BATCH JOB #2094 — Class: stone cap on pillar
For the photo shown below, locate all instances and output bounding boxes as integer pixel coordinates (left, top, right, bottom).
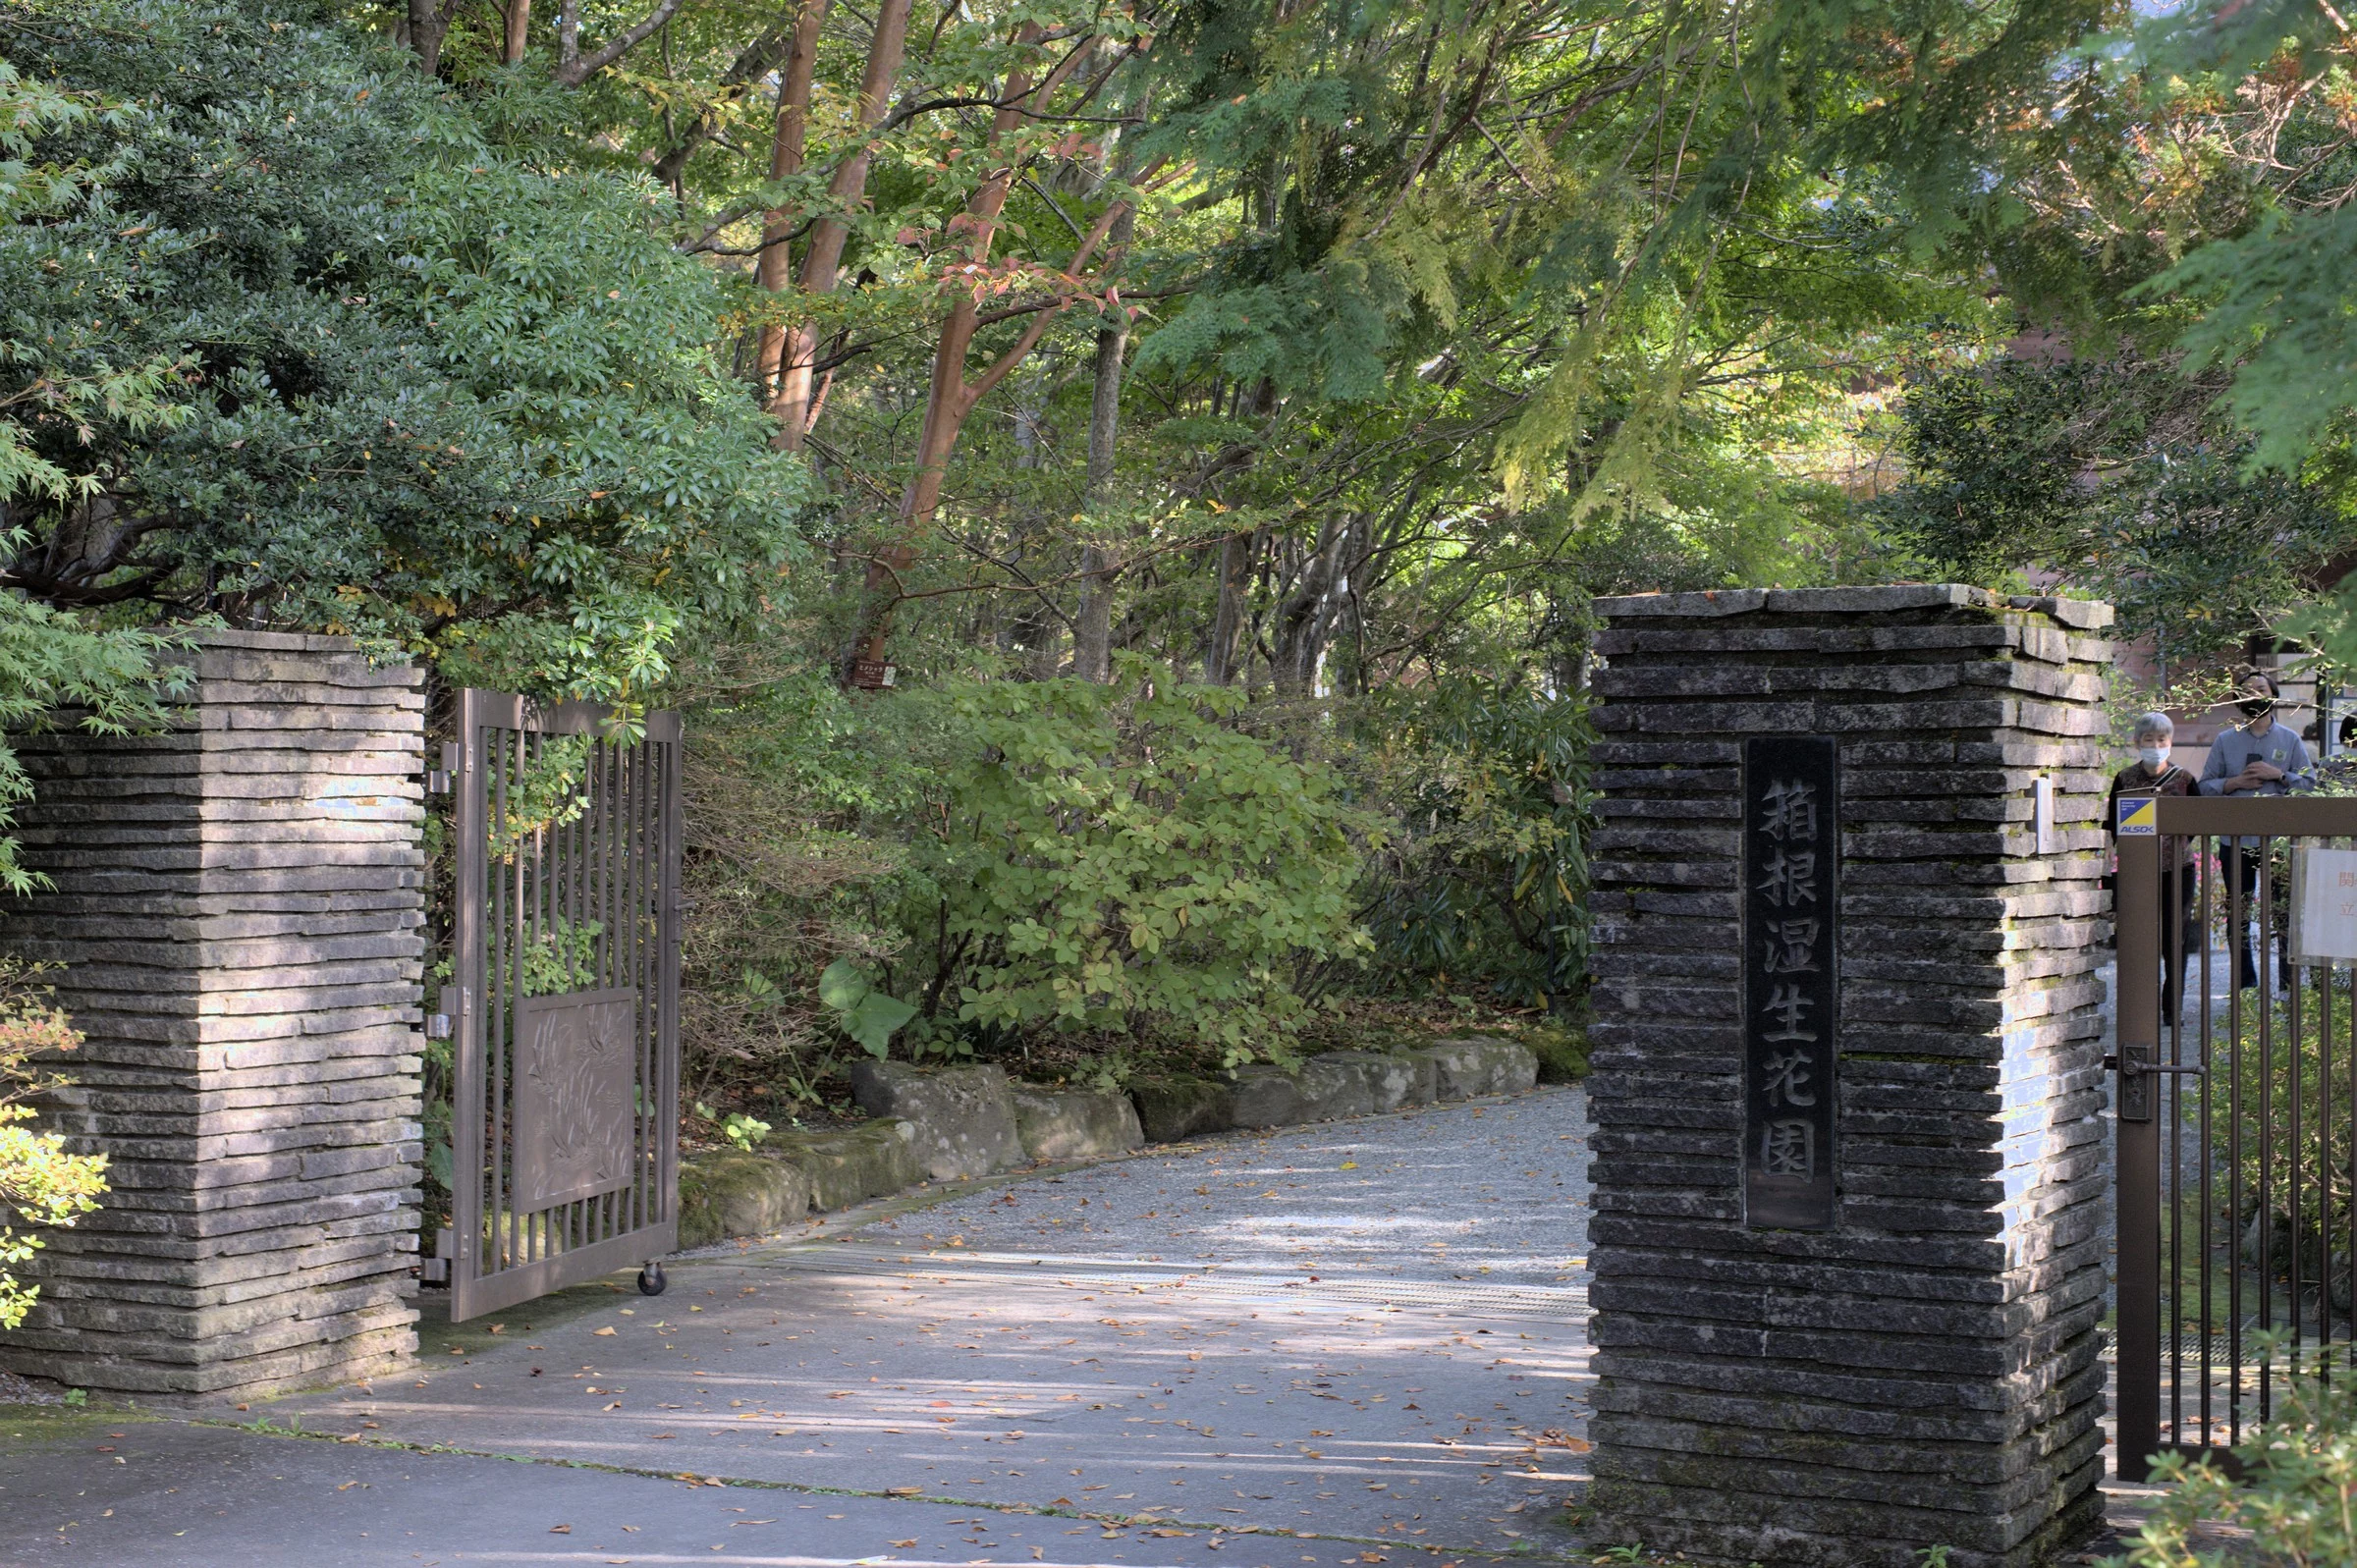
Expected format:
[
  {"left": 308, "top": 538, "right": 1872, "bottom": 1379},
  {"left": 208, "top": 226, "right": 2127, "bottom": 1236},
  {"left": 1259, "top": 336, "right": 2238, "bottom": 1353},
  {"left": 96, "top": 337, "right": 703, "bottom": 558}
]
[{"left": 1591, "top": 583, "right": 2113, "bottom": 629}]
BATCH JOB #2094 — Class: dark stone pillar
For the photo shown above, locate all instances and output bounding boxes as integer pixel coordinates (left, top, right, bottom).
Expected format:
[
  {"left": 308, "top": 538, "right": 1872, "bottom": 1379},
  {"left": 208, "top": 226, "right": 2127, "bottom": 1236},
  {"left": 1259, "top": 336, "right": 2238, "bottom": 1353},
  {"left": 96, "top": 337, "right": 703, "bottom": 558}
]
[
  {"left": 0, "top": 630, "right": 426, "bottom": 1397},
  {"left": 1584, "top": 586, "right": 2113, "bottom": 1567}
]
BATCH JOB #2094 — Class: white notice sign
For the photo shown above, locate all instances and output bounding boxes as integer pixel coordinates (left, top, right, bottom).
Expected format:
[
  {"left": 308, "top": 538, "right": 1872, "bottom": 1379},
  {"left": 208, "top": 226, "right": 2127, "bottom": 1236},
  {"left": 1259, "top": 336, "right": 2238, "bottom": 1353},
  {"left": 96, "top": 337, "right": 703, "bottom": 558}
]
[{"left": 2293, "top": 847, "right": 2357, "bottom": 966}]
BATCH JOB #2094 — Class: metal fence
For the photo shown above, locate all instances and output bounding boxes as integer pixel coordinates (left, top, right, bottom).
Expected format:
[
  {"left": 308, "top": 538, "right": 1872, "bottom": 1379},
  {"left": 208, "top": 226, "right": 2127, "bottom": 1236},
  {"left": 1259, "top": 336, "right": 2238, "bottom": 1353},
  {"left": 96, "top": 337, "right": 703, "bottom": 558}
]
[{"left": 2114, "top": 793, "right": 2357, "bottom": 1477}]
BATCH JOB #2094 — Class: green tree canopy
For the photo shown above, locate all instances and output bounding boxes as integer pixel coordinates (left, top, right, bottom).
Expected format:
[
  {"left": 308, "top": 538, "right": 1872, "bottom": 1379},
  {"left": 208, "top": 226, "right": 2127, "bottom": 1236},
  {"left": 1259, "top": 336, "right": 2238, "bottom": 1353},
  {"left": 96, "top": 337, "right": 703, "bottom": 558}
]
[{"left": 0, "top": 0, "right": 806, "bottom": 700}]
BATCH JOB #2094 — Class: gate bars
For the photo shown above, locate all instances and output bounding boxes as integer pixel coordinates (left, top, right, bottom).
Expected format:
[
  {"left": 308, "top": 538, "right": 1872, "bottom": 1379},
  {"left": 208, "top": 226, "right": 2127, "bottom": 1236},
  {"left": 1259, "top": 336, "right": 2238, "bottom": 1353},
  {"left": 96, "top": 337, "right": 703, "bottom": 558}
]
[
  {"left": 447, "top": 690, "right": 683, "bottom": 1322},
  {"left": 2115, "top": 793, "right": 2357, "bottom": 1479}
]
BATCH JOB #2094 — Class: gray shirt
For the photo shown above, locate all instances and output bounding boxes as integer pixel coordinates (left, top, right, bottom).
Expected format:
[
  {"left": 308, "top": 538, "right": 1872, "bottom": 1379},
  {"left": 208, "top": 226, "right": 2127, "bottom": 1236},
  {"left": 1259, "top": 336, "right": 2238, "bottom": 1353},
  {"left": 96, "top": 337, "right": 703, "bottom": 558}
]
[{"left": 2198, "top": 722, "right": 2316, "bottom": 796}]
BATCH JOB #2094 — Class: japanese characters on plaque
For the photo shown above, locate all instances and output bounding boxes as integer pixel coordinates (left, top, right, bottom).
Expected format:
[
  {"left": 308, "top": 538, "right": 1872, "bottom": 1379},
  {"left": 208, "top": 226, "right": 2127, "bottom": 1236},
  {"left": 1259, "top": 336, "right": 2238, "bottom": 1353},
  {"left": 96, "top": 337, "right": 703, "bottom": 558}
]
[{"left": 1742, "top": 736, "right": 1839, "bottom": 1231}]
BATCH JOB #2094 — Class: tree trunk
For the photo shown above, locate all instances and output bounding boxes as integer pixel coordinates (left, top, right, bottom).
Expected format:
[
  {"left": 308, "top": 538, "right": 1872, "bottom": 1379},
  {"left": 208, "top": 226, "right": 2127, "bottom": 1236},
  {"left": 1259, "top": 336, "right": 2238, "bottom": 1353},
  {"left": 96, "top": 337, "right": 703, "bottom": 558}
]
[
  {"left": 753, "top": 0, "right": 830, "bottom": 410},
  {"left": 1073, "top": 317, "right": 1127, "bottom": 684},
  {"left": 1073, "top": 190, "right": 1134, "bottom": 686},
  {"left": 1009, "top": 367, "right": 1065, "bottom": 678},
  {"left": 1202, "top": 380, "right": 1275, "bottom": 685},
  {"left": 1205, "top": 529, "right": 1256, "bottom": 686},
  {"left": 1273, "top": 514, "right": 1350, "bottom": 697},
  {"left": 406, "top": 0, "right": 454, "bottom": 74},
  {"left": 848, "top": 31, "right": 1082, "bottom": 681},
  {"left": 774, "top": 0, "right": 915, "bottom": 452},
  {"left": 502, "top": 0, "right": 531, "bottom": 63},
  {"left": 553, "top": 0, "right": 685, "bottom": 86},
  {"left": 843, "top": 32, "right": 1125, "bottom": 684}
]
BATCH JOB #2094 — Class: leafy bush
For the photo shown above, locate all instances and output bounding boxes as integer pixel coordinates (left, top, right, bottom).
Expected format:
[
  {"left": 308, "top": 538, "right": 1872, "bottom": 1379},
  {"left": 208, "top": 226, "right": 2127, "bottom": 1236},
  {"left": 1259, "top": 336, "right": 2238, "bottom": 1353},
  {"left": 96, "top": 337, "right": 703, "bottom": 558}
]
[
  {"left": 1346, "top": 677, "right": 1595, "bottom": 1006},
  {"left": 899, "top": 663, "right": 1375, "bottom": 1063},
  {"left": 669, "top": 668, "right": 947, "bottom": 1106},
  {"left": 0, "top": 964, "right": 107, "bottom": 1330},
  {"left": 818, "top": 958, "right": 916, "bottom": 1058},
  {"left": 2110, "top": 1352, "right": 2357, "bottom": 1566}
]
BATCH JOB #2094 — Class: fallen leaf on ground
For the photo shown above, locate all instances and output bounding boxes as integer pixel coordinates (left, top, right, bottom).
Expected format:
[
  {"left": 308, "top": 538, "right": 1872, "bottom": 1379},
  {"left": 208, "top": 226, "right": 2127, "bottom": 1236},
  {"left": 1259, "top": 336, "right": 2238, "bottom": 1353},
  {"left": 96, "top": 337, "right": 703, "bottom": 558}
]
[{"left": 593, "top": 1326, "right": 618, "bottom": 1337}]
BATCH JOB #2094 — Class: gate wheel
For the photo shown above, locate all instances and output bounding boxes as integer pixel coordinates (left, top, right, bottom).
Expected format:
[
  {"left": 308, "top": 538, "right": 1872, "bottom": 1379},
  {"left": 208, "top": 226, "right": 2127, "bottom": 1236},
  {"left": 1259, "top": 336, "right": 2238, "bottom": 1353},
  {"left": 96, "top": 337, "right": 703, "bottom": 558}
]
[{"left": 637, "top": 1263, "right": 668, "bottom": 1297}]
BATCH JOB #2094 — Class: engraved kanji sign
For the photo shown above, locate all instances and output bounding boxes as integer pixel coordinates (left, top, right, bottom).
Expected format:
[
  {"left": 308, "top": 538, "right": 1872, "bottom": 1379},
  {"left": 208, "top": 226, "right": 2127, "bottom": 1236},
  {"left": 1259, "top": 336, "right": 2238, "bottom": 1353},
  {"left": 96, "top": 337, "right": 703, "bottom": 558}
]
[{"left": 1743, "top": 736, "right": 1839, "bottom": 1229}]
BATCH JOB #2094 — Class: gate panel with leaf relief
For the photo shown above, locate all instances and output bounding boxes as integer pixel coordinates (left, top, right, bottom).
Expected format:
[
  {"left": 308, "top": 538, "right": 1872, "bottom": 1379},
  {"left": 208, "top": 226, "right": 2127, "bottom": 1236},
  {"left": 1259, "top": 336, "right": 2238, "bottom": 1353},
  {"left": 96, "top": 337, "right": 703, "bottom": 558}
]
[{"left": 445, "top": 690, "right": 682, "bottom": 1322}]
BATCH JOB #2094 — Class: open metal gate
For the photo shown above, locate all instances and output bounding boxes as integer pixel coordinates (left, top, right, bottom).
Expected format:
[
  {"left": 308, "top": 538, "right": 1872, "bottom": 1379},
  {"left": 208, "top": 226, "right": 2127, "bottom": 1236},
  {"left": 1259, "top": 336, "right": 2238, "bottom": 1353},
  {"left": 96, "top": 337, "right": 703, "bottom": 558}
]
[
  {"left": 2115, "top": 792, "right": 2357, "bottom": 1477},
  {"left": 441, "top": 690, "right": 683, "bottom": 1322}
]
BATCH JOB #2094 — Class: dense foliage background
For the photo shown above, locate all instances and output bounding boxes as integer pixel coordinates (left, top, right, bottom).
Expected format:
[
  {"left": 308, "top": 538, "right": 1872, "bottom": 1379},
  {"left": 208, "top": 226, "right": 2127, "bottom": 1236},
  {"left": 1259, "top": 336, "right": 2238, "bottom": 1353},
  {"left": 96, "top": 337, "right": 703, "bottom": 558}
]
[{"left": 10, "top": 0, "right": 2357, "bottom": 1131}]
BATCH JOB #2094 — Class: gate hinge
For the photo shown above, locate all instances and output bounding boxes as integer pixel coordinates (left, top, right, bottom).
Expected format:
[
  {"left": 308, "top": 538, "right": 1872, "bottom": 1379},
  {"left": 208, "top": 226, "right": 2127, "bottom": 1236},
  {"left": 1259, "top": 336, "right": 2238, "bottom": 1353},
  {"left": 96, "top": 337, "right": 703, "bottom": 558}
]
[{"left": 426, "top": 741, "right": 459, "bottom": 795}]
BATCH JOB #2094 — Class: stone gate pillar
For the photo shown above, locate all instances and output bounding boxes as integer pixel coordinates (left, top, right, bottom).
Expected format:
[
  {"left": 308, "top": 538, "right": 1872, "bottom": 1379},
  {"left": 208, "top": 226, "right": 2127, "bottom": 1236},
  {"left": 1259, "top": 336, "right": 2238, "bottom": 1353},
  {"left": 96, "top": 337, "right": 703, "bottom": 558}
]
[
  {"left": 1584, "top": 586, "right": 2113, "bottom": 1568},
  {"left": 0, "top": 629, "right": 425, "bottom": 1397}
]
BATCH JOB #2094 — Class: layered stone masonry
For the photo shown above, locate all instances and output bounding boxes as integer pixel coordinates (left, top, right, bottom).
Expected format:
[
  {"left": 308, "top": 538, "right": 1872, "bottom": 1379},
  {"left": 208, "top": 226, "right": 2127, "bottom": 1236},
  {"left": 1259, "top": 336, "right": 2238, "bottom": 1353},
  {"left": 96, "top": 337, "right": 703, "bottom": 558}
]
[
  {"left": 0, "top": 629, "right": 426, "bottom": 1397},
  {"left": 1584, "top": 585, "right": 2112, "bottom": 1568}
]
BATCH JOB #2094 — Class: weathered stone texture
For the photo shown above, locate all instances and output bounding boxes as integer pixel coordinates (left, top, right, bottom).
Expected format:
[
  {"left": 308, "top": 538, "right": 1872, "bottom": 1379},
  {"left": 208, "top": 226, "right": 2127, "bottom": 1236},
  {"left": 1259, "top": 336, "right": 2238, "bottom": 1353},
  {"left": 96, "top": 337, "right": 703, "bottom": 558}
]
[
  {"left": 1585, "top": 586, "right": 2111, "bottom": 1568},
  {"left": 677, "top": 1152, "right": 813, "bottom": 1249},
  {"left": 1011, "top": 1086, "right": 1145, "bottom": 1162},
  {"left": 780, "top": 1118, "right": 922, "bottom": 1212},
  {"left": 850, "top": 1061, "right": 1026, "bottom": 1180},
  {"left": 1128, "top": 1076, "right": 1233, "bottom": 1143},
  {"left": 1414, "top": 1038, "right": 1538, "bottom": 1099},
  {"left": 0, "top": 630, "right": 425, "bottom": 1397}
]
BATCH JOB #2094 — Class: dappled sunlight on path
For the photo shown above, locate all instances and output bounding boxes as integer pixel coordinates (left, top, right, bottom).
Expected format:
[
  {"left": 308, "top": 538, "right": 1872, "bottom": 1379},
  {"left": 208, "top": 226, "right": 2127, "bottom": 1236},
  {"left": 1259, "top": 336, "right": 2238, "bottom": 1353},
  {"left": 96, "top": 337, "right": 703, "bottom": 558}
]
[{"left": 281, "top": 1088, "right": 1596, "bottom": 1560}]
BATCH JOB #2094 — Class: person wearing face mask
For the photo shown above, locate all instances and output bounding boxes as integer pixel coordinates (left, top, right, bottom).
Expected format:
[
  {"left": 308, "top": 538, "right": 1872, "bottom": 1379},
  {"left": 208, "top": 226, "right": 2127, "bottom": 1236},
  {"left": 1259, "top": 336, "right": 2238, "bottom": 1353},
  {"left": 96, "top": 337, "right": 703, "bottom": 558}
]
[
  {"left": 2109, "top": 713, "right": 2197, "bottom": 1021},
  {"left": 2199, "top": 669, "right": 2316, "bottom": 988}
]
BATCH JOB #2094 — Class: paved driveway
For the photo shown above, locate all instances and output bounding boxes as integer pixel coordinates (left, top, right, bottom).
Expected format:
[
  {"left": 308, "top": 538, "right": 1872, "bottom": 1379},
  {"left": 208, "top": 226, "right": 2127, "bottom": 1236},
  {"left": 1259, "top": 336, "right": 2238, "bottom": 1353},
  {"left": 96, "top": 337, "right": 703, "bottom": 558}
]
[{"left": 2, "top": 1087, "right": 1596, "bottom": 1566}]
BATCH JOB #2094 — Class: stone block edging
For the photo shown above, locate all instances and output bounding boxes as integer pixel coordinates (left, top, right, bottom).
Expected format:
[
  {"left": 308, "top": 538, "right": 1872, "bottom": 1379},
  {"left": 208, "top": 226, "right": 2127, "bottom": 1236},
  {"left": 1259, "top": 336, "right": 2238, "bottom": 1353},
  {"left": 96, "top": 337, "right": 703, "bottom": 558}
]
[{"left": 675, "top": 1038, "right": 1539, "bottom": 1251}]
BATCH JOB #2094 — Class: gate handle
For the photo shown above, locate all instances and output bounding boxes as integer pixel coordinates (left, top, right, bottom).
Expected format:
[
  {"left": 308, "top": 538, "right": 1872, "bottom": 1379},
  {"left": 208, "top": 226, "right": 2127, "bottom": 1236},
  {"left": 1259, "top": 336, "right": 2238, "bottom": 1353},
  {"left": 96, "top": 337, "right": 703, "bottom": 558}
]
[{"left": 2104, "top": 1054, "right": 2204, "bottom": 1077}]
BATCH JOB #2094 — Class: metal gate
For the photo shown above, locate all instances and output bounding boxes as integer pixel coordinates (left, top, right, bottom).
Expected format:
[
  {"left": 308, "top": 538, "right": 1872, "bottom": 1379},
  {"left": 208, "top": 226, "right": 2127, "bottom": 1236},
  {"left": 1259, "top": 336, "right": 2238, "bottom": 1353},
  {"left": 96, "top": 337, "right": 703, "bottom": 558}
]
[
  {"left": 441, "top": 689, "right": 683, "bottom": 1322},
  {"left": 2115, "top": 792, "right": 2357, "bottom": 1477}
]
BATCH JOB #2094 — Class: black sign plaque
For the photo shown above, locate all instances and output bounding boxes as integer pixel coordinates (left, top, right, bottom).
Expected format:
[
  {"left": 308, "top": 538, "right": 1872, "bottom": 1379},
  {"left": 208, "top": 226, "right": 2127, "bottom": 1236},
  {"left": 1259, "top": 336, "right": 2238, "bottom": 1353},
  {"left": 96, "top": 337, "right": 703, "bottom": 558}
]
[{"left": 1741, "top": 735, "right": 1838, "bottom": 1230}]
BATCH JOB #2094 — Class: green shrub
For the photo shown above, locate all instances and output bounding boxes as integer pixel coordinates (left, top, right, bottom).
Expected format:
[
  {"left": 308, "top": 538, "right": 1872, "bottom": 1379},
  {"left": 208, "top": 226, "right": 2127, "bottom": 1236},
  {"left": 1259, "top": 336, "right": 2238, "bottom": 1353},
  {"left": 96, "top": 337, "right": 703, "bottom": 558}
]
[
  {"left": 0, "top": 965, "right": 108, "bottom": 1330},
  {"left": 2110, "top": 1349, "right": 2357, "bottom": 1566},
  {"left": 903, "top": 662, "right": 1375, "bottom": 1063},
  {"left": 1345, "top": 677, "right": 1594, "bottom": 1006},
  {"left": 1, "top": 0, "right": 803, "bottom": 705}
]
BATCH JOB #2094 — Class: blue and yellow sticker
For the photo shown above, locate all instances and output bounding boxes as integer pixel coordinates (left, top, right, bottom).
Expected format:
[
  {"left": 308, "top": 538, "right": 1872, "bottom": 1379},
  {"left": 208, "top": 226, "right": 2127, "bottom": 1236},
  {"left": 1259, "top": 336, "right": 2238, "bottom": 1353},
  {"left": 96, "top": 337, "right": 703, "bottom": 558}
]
[{"left": 2116, "top": 796, "right": 2158, "bottom": 837}]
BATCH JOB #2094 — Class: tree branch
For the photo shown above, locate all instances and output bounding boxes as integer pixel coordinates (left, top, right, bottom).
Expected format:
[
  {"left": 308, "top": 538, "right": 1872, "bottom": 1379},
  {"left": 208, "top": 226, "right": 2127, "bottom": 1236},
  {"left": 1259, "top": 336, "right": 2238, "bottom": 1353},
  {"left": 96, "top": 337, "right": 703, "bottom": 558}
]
[
  {"left": 554, "top": 0, "right": 685, "bottom": 85},
  {"left": 956, "top": 199, "right": 1128, "bottom": 413},
  {"left": 649, "top": 19, "right": 801, "bottom": 186}
]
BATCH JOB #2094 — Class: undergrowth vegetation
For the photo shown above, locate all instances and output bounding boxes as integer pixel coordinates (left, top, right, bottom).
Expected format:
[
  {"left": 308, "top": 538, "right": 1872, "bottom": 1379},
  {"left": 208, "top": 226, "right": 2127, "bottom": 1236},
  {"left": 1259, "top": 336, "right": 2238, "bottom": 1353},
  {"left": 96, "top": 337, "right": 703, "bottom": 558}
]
[
  {"left": 0, "top": 964, "right": 106, "bottom": 1330},
  {"left": 672, "top": 659, "right": 1586, "bottom": 1125}
]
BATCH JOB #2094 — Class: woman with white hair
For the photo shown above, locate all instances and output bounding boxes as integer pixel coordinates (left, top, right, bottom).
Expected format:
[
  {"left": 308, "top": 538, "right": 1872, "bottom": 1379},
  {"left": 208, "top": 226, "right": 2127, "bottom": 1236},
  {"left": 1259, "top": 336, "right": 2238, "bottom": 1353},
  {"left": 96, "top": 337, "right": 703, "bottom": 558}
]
[{"left": 2109, "top": 711, "right": 2197, "bottom": 1022}]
